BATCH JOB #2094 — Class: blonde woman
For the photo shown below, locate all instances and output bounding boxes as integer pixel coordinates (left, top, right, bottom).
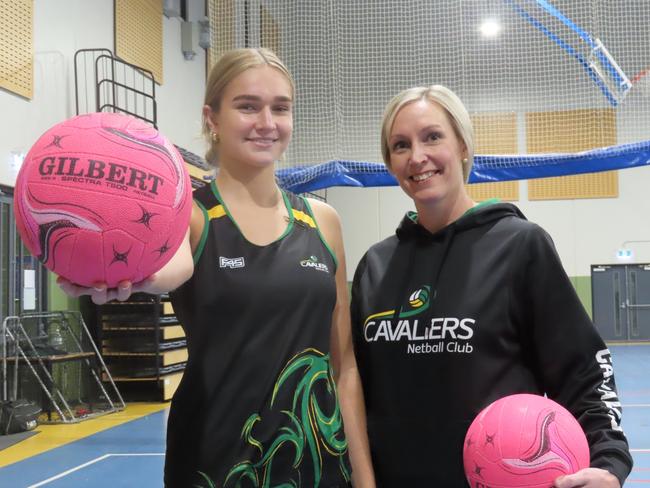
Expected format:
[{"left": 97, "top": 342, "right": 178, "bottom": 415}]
[
  {"left": 60, "top": 48, "right": 374, "bottom": 488},
  {"left": 350, "top": 85, "right": 631, "bottom": 487}
]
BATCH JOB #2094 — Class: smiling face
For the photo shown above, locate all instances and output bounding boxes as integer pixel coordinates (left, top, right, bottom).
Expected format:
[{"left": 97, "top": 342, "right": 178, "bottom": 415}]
[
  {"left": 387, "top": 98, "right": 468, "bottom": 207},
  {"left": 206, "top": 65, "right": 293, "bottom": 169}
]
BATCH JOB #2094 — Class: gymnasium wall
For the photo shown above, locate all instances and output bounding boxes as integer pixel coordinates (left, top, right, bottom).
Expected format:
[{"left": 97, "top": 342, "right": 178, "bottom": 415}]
[
  {"left": 2, "top": 1, "right": 648, "bottom": 317},
  {"left": 0, "top": 0, "right": 207, "bottom": 188},
  {"left": 0, "top": 0, "right": 208, "bottom": 310}
]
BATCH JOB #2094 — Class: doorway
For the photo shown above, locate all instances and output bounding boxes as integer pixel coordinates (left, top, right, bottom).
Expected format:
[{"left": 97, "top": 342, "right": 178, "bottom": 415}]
[{"left": 592, "top": 263, "right": 650, "bottom": 342}]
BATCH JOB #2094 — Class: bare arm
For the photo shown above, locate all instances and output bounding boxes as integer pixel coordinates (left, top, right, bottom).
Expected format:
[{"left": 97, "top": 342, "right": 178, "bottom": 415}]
[
  {"left": 309, "top": 198, "right": 376, "bottom": 488},
  {"left": 58, "top": 201, "right": 203, "bottom": 304}
]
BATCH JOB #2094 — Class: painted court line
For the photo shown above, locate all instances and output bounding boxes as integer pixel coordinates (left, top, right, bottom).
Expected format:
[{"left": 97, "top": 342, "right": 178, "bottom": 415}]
[{"left": 27, "top": 453, "right": 165, "bottom": 487}]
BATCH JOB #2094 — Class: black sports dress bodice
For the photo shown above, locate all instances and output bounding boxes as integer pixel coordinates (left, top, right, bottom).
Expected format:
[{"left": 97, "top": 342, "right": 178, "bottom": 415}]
[{"left": 166, "top": 181, "right": 351, "bottom": 487}]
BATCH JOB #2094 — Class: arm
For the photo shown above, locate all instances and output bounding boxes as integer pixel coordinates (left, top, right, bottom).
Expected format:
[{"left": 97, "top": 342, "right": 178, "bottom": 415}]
[
  {"left": 513, "top": 225, "right": 632, "bottom": 487},
  {"left": 58, "top": 201, "right": 203, "bottom": 304},
  {"left": 309, "top": 199, "right": 376, "bottom": 488}
]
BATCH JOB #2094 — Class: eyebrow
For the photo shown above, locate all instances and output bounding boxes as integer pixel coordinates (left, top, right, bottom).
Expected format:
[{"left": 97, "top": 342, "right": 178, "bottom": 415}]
[
  {"left": 231, "top": 94, "right": 293, "bottom": 103},
  {"left": 390, "top": 124, "right": 444, "bottom": 140}
]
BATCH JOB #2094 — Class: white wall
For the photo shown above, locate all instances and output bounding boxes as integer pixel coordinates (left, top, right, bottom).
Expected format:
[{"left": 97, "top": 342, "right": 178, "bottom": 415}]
[
  {"left": 158, "top": 1, "right": 207, "bottom": 157},
  {"left": 0, "top": 0, "right": 207, "bottom": 187}
]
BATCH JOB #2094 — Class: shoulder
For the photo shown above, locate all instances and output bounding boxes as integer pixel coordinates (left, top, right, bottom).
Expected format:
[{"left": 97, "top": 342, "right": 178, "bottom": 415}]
[
  {"left": 305, "top": 198, "right": 343, "bottom": 245},
  {"left": 189, "top": 200, "right": 205, "bottom": 252},
  {"left": 486, "top": 209, "right": 550, "bottom": 246},
  {"left": 490, "top": 216, "right": 559, "bottom": 267},
  {"left": 306, "top": 197, "right": 341, "bottom": 227},
  {"left": 188, "top": 184, "right": 214, "bottom": 252}
]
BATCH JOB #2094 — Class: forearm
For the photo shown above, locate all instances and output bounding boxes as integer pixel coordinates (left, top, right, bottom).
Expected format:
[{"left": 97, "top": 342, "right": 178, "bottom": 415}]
[{"left": 336, "top": 366, "right": 375, "bottom": 488}]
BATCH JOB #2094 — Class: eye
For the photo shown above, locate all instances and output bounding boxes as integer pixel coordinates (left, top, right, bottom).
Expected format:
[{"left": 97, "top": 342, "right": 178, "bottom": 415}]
[
  {"left": 273, "top": 104, "right": 292, "bottom": 113},
  {"left": 426, "top": 131, "right": 442, "bottom": 142},
  {"left": 237, "top": 103, "right": 257, "bottom": 112},
  {"left": 391, "top": 140, "right": 408, "bottom": 152}
]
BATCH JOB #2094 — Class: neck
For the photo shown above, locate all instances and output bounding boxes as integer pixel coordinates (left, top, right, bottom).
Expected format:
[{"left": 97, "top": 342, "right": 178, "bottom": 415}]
[
  {"left": 415, "top": 192, "right": 475, "bottom": 234},
  {"left": 216, "top": 163, "right": 281, "bottom": 208}
]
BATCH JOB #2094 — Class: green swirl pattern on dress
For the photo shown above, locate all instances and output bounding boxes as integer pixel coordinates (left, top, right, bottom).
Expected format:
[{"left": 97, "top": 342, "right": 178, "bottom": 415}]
[{"left": 195, "top": 348, "right": 349, "bottom": 488}]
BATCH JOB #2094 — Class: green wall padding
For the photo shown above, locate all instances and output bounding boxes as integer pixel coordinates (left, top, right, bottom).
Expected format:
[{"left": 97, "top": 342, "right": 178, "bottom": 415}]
[
  {"left": 47, "top": 272, "right": 79, "bottom": 311},
  {"left": 570, "top": 275, "right": 592, "bottom": 320}
]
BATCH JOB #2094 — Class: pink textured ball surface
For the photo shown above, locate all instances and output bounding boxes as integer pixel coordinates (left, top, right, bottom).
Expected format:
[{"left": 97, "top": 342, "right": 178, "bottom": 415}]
[
  {"left": 14, "top": 112, "right": 192, "bottom": 288},
  {"left": 463, "top": 393, "right": 589, "bottom": 488}
]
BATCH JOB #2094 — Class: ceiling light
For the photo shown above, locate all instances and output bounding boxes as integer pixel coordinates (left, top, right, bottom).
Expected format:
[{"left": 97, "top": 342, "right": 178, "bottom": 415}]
[{"left": 480, "top": 19, "right": 501, "bottom": 38}]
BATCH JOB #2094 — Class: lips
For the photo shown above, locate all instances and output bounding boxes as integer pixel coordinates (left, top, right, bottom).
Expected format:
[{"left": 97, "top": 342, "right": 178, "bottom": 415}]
[
  {"left": 410, "top": 169, "right": 442, "bottom": 182},
  {"left": 247, "top": 138, "right": 277, "bottom": 148}
]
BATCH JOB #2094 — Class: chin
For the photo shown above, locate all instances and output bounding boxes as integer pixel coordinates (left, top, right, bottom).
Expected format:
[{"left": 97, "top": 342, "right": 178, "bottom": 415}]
[
  {"left": 249, "top": 157, "right": 277, "bottom": 168},
  {"left": 411, "top": 189, "right": 446, "bottom": 206},
  {"left": 241, "top": 150, "right": 273, "bottom": 163}
]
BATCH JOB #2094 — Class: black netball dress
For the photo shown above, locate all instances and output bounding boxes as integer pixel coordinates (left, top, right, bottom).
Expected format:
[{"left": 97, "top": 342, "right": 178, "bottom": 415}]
[{"left": 166, "top": 181, "right": 351, "bottom": 487}]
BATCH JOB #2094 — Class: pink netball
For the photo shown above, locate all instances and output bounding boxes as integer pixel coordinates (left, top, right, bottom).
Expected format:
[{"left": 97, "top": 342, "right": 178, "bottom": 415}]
[
  {"left": 463, "top": 393, "right": 589, "bottom": 488},
  {"left": 14, "top": 112, "right": 192, "bottom": 288}
]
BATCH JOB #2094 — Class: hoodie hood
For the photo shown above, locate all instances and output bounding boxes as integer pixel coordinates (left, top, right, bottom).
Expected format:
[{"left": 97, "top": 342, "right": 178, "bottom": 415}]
[
  {"left": 396, "top": 202, "right": 527, "bottom": 242},
  {"left": 391, "top": 202, "right": 527, "bottom": 314}
]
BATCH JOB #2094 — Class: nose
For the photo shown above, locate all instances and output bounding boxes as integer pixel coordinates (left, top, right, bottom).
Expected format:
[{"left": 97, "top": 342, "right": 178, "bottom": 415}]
[
  {"left": 409, "top": 141, "right": 427, "bottom": 165},
  {"left": 256, "top": 106, "right": 275, "bottom": 131}
]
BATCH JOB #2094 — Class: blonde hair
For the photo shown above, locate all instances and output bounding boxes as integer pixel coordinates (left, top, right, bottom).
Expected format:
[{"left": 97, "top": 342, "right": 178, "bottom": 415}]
[
  {"left": 203, "top": 48, "right": 295, "bottom": 165},
  {"left": 380, "top": 85, "right": 475, "bottom": 182}
]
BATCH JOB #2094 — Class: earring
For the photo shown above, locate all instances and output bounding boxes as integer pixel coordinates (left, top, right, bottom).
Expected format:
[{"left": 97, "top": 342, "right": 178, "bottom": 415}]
[
  {"left": 211, "top": 132, "right": 220, "bottom": 143},
  {"left": 462, "top": 158, "right": 468, "bottom": 164}
]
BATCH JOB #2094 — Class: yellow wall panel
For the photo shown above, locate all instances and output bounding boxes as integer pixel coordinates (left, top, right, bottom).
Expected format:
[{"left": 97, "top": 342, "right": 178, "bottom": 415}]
[
  {"left": 207, "top": 1, "right": 281, "bottom": 70},
  {"left": 527, "top": 109, "right": 617, "bottom": 200},
  {"left": 0, "top": 0, "right": 33, "bottom": 99},
  {"left": 528, "top": 172, "right": 618, "bottom": 200},
  {"left": 208, "top": 0, "right": 235, "bottom": 69},
  {"left": 467, "top": 112, "right": 519, "bottom": 201},
  {"left": 261, "top": 5, "right": 280, "bottom": 55},
  {"left": 115, "top": 0, "right": 163, "bottom": 84}
]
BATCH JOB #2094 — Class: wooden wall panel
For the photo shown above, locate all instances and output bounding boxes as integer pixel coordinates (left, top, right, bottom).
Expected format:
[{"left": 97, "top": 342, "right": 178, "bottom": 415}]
[
  {"left": 0, "top": 0, "right": 33, "bottom": 99},
  {"left": 527, "top": 109, "right": 617, "bottom": 200},
  {"left": 115, "top": 0, "right": 163, "bottom": 84},
  {"left": 467, "top": 112, "right": 519, "bottom": 201},
  {"left": 207, "top": 0, "right": 235, "bottom": 69}
]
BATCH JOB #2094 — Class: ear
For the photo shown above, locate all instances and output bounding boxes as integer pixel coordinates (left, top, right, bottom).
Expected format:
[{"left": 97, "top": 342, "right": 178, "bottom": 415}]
[
  {"left": 203, "top": 105, "right": 217, "bottom": 133},
  {"left": 459, "top": 143, "right": 469, "bottom": 163}
]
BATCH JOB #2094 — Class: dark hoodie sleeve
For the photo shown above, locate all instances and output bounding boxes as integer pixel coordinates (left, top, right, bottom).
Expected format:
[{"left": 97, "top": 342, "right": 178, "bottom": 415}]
[{"left": 513, "top": 224, "right": 633, "bottom": 485}]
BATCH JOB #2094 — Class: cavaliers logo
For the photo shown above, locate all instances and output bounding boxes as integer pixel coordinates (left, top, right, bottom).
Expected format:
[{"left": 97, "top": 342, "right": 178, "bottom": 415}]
[{"left": 409, "top": 287, "right": 430, "bottom": 309}]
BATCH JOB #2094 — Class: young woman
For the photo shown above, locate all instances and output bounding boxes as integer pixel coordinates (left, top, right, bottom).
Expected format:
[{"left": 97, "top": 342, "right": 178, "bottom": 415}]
[
  {"left": 350, "top": 85, "right": 632, "bottom": 487},
  {"left": 60, "top": 48, "right": 374, "bottom": 488}
]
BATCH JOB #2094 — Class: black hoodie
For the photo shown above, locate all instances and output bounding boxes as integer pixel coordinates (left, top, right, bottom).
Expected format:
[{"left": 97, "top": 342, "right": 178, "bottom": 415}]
[{"left": 351, "top": 202, "right": 632, "bottom": 487}]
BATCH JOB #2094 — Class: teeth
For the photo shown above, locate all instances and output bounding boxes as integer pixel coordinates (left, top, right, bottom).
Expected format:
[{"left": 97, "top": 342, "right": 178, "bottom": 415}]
[{"left": 412, "top": 170, "right": 438, "bottom": 182}]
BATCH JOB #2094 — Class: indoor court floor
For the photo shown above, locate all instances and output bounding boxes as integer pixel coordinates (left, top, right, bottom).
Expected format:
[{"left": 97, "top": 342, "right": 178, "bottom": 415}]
[{"left": 0, "top": 345, "right": 648, "bottom": 487}]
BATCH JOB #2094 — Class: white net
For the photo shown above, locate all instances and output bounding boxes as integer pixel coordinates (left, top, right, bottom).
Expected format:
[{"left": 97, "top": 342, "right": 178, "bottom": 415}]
[
  {"left": 208, "top": 0, "right": 650, "bottom": 182},
  {"left": 632, "top": 69, "right": 650, "bottom": 98}
]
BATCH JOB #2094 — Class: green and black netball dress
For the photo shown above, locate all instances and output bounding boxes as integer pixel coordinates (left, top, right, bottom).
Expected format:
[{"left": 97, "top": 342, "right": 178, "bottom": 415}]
[{"left": 166, "top": 181, "right": 350, "bottom": 488}]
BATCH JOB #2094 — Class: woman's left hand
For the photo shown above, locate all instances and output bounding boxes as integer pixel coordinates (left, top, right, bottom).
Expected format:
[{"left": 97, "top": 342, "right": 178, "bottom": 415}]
[{"left": 554, "top": 468, "right": 620, "bottom": 488}]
